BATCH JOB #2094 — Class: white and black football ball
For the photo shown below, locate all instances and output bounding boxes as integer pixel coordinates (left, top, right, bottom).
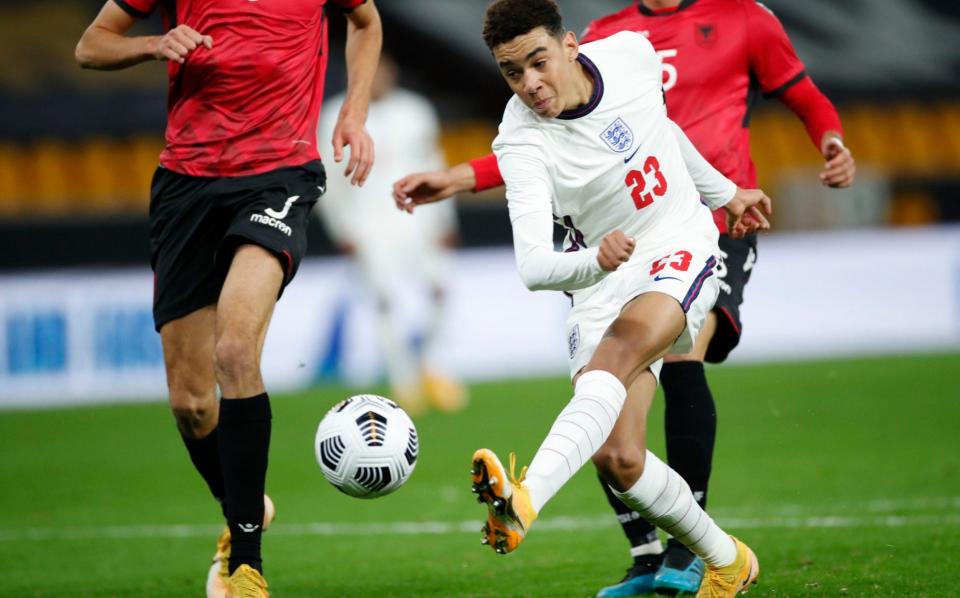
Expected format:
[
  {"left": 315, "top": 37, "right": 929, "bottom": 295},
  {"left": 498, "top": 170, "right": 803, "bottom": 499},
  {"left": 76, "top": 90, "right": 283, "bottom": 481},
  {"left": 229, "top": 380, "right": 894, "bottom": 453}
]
[{"left": 314, "top": 394, "right": 419, "bottom": 498}]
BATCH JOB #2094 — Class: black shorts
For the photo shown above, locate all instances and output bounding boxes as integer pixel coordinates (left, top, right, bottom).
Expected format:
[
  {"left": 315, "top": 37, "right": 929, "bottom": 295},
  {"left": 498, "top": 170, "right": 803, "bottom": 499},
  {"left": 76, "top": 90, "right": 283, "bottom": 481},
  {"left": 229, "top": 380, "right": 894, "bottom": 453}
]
[
  {"left": 705, "top": 233, "right": 757, "bottom": 363},
  {"left": 149, "top": 160, "right": 326, "bottom": 331}
]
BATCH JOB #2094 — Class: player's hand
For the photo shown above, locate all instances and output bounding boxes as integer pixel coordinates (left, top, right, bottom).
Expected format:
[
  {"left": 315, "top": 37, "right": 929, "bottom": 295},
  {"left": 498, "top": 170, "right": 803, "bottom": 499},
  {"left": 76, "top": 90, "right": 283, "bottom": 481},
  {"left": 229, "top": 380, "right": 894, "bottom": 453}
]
[
  {"left": 597, "top": 230, "right": 635, "bottom": 272},
  {"left": 724, "top": 187, "right": 772, "bottom": 238},
  {"left": 393, "top": 162, "right": 476, "bottom": 213},
  {"left": 149, "top": 25, "right": 212, "bottom": 64},
  {"left": 820, "top": 137, "right": 855, "bottom": 188},
  {"left": 332, "top": 115, "right": 375, "bottom": 187}
]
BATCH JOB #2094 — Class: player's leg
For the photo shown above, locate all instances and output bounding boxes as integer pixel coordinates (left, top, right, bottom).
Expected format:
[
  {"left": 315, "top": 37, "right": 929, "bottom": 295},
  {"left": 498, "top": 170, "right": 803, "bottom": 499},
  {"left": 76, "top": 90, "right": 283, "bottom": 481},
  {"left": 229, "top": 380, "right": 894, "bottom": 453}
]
[
  {"left": 213, "top": 162, "right": 324, "bottom": 595},
  {"left": 647, "top": 317, "right": 716, "bottom": 596},
  {"left": 594, "top": 374, "right": 663, "bottom": 597},
  {"left": 160, "top": 307, "right": 224, "bottom": 508},
  {"left": 214, "top": 243, "right": 283, "bottom": 581},
  {"left": 600, "top": 295, "right": 756, "bottom": 597},
  {"left": 420, "top": 238, "right": 467, "bottom": 413},
  {"left": 471, "top": 292, "right": 684, "bottom": 554},
  {"left": 358, "top": 248, "right": 426, "bottom": 415},
  {"left": 150, "top": 164, "right": 239, "bottom": 517}
]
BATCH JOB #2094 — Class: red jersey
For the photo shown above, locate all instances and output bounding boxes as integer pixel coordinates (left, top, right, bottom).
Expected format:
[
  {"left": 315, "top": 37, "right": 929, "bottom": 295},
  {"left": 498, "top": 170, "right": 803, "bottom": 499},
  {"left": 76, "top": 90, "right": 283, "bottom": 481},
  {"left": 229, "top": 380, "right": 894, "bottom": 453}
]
[
  {"left": 582, "top": 0, "right": 805, "bottom": 230},
  {"left": 115, "top": 0, "right": 365, "bottom": 177}
]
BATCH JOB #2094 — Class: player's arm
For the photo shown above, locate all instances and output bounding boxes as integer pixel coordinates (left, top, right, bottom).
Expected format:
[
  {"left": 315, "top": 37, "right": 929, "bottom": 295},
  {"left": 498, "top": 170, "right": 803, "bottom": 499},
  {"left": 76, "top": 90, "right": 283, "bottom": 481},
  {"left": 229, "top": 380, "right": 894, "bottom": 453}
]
[
  {"left": 668, "top": 120, "right": 771, "bottom": 236},
  {"left": 746, "top": 2, "right": 854, "bottom": 188},
  {"left": 331, "top": 0, "right": 382, "bottom": 187},
  {"left": 777, "top": 79, "right": 855, "bottom": 188},
  {"left": 501, "top": 151, "right": 616, "bottom": 292},
  {"left": 75, "top": 0, "right": 211, "bottom": 70},
  {"left": 393, "top": 153, "right": 505, "bottom": 213}
]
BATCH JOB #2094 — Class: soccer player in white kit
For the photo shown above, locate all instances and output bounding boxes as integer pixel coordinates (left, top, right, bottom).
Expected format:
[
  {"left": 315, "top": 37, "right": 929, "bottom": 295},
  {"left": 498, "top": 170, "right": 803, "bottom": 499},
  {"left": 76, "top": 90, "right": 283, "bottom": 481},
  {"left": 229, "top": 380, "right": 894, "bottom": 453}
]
[
  {"left": 469, "top": 2, "right": 769, "bottom": 596},
  {"left": 317, "top": 54, "right": 466, "bottom": 415}
]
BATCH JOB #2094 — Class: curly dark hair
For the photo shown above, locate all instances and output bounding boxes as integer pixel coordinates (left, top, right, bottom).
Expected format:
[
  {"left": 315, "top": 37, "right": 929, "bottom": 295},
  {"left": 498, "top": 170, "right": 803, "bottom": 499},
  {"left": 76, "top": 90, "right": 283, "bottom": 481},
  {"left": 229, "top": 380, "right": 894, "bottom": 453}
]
[{"left": 482, "top": 0, "right": 564, "bottom": 50}]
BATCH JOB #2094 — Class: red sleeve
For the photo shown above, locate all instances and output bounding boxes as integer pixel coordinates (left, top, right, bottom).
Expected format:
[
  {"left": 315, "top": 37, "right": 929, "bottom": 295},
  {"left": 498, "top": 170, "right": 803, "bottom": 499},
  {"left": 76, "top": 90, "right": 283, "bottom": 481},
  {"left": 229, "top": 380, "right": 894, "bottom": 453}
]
[
  {"left": 776, "top": 76, "right": 843, "bottom": 151},
  {"left": 468, "top": 153, "right": 504, "bottom": 193},
  {"left": 745, "top": 2, "right": 806, "bottom": 95},
  {"left": 113, "top": 0, "right": 157, "bottom": 18}
]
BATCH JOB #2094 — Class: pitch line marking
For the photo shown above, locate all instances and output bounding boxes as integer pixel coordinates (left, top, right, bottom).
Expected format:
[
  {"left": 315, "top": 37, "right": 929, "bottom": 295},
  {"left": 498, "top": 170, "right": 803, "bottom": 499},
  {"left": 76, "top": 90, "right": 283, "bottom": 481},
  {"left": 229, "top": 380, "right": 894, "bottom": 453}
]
[{"left": 1, "top": 512, "right": 958, "bottom": 542}]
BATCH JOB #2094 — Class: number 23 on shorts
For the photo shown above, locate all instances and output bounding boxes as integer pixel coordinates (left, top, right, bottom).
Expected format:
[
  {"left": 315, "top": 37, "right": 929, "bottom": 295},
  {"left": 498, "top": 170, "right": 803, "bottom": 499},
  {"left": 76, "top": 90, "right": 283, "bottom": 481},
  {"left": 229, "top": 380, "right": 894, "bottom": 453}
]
[{"left": 650, "top": 250, "right": 692, "bottom": 275}]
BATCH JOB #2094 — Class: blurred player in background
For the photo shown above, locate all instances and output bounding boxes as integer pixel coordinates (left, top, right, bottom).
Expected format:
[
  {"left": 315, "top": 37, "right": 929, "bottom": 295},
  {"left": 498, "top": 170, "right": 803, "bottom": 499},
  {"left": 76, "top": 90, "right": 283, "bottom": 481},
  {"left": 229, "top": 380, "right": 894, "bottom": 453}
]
[
  {"left": 464, "top": 3, "right": 771, "bottom": 597},
  {"left": 317, "top": 52, "right": 466, "bottom": 416},
  {"left": 395, "top": 0, "right": 855, "bottom": 594},
  {"left": 75, "top": 1, "right": 381, "bottom": 596}
]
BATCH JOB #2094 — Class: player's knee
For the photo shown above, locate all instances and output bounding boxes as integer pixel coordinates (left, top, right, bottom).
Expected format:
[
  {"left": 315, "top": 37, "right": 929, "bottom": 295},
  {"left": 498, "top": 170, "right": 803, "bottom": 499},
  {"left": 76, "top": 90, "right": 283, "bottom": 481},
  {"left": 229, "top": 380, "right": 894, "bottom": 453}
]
[
  {"left": 592, "top": 443, "right": 645, "bottom": 491},
  {"left": 213, "top": 333, "right": 258, "bottom": 383},
  {"left": 170, "top": 396, "right": 216, "bottom": 438}
]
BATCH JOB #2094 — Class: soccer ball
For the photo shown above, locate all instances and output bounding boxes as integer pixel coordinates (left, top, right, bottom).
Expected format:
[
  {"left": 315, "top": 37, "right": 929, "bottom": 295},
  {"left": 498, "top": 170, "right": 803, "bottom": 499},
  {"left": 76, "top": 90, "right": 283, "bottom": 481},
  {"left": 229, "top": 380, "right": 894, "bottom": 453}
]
[{"left": 314, "top": 394, "right": 419, "bottom": 498}]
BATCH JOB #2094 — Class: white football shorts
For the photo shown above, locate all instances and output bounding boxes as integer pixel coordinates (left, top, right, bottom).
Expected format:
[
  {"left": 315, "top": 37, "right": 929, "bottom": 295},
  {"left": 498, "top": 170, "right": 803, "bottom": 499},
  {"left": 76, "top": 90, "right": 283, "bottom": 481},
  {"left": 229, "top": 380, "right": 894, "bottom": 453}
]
[{"left": 564, "top": 241, "right": 720, "bottom": 381}]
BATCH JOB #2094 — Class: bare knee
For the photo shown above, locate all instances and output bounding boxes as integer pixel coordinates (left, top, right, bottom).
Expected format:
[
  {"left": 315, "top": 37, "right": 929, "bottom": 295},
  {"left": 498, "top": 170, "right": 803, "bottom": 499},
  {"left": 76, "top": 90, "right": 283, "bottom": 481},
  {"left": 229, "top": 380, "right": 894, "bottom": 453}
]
[
  {"left": 168, "top": 373, "right": 217, "bottom": 438},
  {"left": 171, "top": 398, "right": 217, "bottom": 439},
  {"left": 592, "top": 443, "right": 646, "bottom": 492},
  {"left": 214, "top": 332, "right": 260, "bottom": 391}
]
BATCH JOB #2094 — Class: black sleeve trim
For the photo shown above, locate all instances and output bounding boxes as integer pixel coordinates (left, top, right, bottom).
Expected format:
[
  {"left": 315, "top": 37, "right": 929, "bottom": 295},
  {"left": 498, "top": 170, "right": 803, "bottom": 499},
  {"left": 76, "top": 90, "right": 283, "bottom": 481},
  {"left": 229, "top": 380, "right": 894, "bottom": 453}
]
[
  {"left": 113, "top": 0, "right": 152, "bottom": 19},
  {"left": 763, "top": 70, "right": 806, "bottom": 99},
  {"left": 334, "top": 0, "right": 368, "bottom": 14}
]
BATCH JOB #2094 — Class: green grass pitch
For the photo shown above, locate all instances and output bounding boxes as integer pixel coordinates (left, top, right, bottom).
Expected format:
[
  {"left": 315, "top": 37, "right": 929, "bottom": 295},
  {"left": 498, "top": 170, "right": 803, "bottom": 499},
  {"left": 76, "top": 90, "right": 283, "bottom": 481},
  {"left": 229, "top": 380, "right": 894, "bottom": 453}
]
[{"left": 1, "top": 353, "right": 958, "bottom": 596}]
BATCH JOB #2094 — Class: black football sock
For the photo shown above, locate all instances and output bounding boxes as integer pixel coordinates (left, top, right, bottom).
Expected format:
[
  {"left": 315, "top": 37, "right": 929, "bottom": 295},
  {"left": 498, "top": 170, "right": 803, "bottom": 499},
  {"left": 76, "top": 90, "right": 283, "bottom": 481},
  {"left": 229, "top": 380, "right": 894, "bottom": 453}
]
[
  {"left": 180, "top": 426, "right": 227, "bottom": 518},
  {"left": 662, "top": 361, "right": 716, "bottom": 510},
  {"left": 598, "top": 472, "right": 661, "bottom": 564},
  {"left": 218, "top": 393, "right": 271, "bottom": 574}
]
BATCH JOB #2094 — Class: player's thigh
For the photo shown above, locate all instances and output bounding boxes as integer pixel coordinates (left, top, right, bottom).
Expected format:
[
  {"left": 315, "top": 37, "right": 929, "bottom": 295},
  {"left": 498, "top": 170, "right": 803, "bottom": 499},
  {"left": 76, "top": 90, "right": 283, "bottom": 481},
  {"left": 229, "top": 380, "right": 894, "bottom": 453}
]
[
  {"left": 160, "top": 305, "right": 218, "bottom": 433},
  {"left": 704, "top": 233, "right": 756, "bottom": 363},
  {"left": 150, "top": 167, "right": 226, "bottom": 332},
  {"left": 216, "top": 244, "right": 285, "bottom": 358},
  {"left": 215, "top": 161, "right": 326, "bottom": 355},
  {"left": 586, "top": 291, "right": 686, "bottom": 386}
]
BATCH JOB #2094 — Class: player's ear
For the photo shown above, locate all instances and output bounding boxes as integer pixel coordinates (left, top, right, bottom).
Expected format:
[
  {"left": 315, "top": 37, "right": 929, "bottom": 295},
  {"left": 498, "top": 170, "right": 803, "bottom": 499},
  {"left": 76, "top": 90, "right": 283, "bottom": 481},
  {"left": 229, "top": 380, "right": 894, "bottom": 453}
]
[{"left": 563, "top": 30, "right": 579, "bottom": 62}]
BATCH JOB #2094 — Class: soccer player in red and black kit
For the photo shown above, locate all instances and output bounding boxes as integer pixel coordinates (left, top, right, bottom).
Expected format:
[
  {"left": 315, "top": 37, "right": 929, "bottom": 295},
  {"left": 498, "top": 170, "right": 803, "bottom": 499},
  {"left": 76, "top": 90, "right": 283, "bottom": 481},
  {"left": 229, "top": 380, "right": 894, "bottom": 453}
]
[
  {"left": 394, "top": 1, "right": 855, "bottom": 595},
  {"left": 76, "top": 1, "right": 381, "bottom": 595}
]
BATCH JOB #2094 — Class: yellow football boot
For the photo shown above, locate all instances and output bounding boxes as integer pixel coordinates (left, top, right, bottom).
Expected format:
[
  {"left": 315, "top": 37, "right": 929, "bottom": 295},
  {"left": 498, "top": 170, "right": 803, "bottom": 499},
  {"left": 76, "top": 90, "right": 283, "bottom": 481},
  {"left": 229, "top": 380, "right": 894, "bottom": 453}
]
[
  {"left": 695, "top": 536, "right": 759, "bottom": 598},
  {"left": 225, "top": 564, "right": 269, "bottom": 598},
  {"left": 470, "top": 449, "right": 537, "bottom": 554},
  {"left": 422, "top": 370, "right": 468, "bottom": 413},
  {"left": 206, "top": 495, "right": 275, "bottom": 598}
]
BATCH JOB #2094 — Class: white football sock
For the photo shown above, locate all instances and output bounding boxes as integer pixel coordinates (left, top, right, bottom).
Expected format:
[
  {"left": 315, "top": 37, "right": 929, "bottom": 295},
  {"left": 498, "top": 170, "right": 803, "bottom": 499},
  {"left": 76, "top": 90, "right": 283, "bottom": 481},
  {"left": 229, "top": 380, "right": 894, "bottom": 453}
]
[
  {"left": 523, "top": 370, "right": 627, "bottom": 513},
  {"left": 630, "top": 539, "right": 664, "bottom": 557},
  {"left": 374, "top": 304, "right": 419, "bottom": 391},
  {"left": 612, "top": 450, "right": 736, "bottom": 567}
]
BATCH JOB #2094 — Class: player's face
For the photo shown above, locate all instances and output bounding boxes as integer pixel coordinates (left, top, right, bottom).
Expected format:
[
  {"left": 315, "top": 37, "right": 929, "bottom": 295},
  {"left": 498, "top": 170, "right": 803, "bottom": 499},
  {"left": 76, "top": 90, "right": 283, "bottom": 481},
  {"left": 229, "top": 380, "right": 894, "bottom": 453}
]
[{"left": 493, "top": 28, "right": 579, "bottom": 118}]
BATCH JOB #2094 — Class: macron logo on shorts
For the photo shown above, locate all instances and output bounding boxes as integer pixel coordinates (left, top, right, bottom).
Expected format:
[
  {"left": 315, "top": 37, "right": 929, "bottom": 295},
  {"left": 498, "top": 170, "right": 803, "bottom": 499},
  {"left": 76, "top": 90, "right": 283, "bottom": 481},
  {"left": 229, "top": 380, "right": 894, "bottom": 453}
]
[
  {"left": 250, "top": 195, "right": 298, "bottom": 236},
  {"left": 265, "top": 195, "right": 299, "bottom": 219}
]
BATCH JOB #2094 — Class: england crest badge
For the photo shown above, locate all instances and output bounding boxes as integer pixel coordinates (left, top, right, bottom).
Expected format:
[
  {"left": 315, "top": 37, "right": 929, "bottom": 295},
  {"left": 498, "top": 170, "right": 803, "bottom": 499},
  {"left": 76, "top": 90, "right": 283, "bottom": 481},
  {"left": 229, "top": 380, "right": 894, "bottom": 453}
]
[
  {"left": 600, "top": 117, "right": 634, "bottom": 153},
  {"left": 568, "top": 324, "right": 580, "bottom": 360}
]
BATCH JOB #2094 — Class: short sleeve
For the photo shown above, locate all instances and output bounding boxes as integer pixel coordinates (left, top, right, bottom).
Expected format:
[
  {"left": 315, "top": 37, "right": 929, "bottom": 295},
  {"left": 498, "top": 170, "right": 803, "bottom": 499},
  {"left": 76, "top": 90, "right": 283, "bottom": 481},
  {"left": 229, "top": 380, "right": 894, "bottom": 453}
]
[
  {"left": 113, "top": 0, "right": 157, "bottom": 19},
  {"left": 329, "top": 0, "right": 367, "bottom": 12},
  {"left": 745, "top": 1, "right": 807, "bottom": 96}
]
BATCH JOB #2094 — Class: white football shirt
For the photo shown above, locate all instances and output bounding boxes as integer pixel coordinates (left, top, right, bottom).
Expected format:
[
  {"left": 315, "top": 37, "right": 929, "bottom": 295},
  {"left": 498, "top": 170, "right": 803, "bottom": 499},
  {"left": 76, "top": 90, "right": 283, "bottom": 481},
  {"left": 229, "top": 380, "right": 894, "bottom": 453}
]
[{"left": 493, "top": 31, "right": 733, "bottom": 292}]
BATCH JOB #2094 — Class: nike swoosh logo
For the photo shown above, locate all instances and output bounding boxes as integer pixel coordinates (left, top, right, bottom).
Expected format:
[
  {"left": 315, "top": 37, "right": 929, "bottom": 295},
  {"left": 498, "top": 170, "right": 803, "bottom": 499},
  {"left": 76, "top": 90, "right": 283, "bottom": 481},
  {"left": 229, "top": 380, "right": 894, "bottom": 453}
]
[
  {"left": 654, "top": 274, "right": 681, "bottom": 282},
  {"left": 623, "top": 146, "right": 641, "bottom": 164}
]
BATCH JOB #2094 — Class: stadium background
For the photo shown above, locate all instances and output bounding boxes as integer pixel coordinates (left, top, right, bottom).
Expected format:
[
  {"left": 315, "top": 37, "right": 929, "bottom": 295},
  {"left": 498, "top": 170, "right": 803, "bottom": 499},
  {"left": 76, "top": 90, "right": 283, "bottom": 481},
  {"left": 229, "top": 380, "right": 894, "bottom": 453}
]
[{"left": 0, "top": 1, "right": 958, "bottom": 596}]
